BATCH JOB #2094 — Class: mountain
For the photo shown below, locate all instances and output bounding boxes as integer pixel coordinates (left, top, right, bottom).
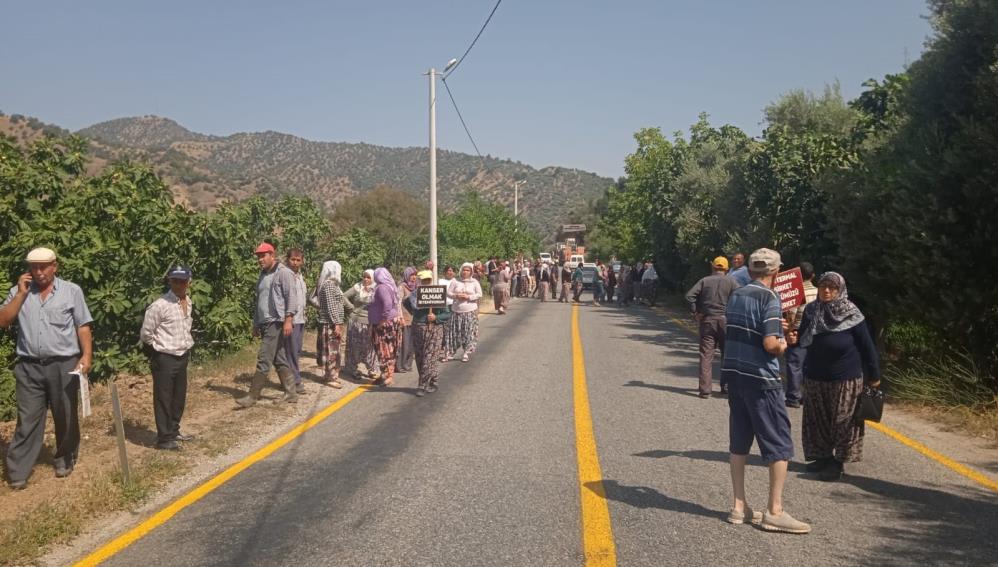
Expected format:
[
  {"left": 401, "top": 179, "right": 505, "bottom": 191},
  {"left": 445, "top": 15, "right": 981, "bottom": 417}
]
[{"left": 72, "top": 116, "right": 612, "bottom": 236}]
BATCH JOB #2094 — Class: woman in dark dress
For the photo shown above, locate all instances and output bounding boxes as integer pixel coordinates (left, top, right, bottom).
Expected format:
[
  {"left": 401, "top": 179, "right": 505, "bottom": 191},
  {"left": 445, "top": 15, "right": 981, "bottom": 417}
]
[{"left": 790, "top": 272, "right": 880, "bottom": 481}]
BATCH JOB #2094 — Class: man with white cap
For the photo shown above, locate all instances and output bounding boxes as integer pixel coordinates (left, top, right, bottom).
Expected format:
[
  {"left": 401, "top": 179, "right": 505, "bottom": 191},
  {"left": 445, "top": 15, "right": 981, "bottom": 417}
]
[
  {"left": 0, "top": 247, "right": 93, "bottom": 489},
  {"left": 140, "top": 265, "right": 195, "bottom": 451},
  {"left": 236, "top": 242, "right": 302, "bottom": 407}
]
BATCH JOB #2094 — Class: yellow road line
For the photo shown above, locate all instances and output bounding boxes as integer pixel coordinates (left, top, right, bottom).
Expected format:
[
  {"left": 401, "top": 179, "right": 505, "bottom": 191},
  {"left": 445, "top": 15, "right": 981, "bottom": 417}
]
[
  {"left": 571, "top": 305, "right": 617, "bottom": 567},
  {"left": 75, "top": 385, "right": 373, "bottom": 566},
  {"left": 865, "top": 421, "right": 998, "bottom": 493},
  {"left": 659, "top": 307, "right": 998, "bottom": 495}
]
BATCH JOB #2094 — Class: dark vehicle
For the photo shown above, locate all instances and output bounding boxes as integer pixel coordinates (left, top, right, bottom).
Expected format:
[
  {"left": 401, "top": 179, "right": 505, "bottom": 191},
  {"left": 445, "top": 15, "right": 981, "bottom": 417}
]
[{"left": 580, "top": 263, "right": 598, "bottom": 290}]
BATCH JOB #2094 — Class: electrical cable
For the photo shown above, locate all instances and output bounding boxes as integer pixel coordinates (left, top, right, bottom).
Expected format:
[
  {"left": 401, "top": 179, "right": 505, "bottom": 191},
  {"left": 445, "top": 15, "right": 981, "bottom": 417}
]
[
  {"left": 443, "top": 0, "right": 502, "bottom": 80},
  {"left": 441, "top": 77, "right": 484, "bottom": 163}
]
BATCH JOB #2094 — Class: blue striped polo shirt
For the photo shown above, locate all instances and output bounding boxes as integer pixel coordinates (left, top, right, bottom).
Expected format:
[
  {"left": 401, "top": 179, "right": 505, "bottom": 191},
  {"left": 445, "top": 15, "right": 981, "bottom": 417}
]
[{"left": 721, "top": 280, "right": 784, "bottom": 390}]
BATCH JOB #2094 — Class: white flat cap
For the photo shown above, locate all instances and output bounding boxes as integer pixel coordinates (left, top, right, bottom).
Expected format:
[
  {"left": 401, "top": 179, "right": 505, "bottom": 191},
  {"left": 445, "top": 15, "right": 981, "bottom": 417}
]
[{"left": 25, "top": 247, "right": 57, "bottom": 263}]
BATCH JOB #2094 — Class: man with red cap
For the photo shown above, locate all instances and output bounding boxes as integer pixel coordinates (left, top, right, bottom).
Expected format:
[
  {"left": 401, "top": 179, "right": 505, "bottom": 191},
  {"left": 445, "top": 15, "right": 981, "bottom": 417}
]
[
  {"left": 236, "top": 242, "right": 302, "bottom": 407},
  {"left": 0, "top": 247, "right": 93, "bottom": 489}
]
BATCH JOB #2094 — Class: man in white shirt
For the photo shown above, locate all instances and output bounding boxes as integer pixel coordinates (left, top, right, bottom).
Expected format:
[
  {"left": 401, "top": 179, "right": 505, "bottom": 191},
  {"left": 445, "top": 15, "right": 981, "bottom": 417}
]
[{"left": 140, "top": 265, "right": 195, "bottom": 451}]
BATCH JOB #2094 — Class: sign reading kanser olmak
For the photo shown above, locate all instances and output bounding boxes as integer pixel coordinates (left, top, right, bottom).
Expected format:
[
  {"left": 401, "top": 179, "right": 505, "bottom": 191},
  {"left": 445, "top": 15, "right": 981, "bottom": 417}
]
[{"left": 416, "top": 285, "right": 448, "bottom": 309}]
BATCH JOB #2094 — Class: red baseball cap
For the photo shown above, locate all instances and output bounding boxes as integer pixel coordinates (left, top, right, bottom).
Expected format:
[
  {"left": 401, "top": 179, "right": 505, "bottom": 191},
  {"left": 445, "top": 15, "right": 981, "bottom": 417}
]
[{"left": 254, "top": 242, "right": 275, "bottom": 255}]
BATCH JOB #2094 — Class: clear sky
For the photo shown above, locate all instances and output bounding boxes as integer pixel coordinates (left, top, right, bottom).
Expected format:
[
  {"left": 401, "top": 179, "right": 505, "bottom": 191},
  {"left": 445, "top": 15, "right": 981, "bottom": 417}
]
[{"left": 1, "top": 1, "right": 932, "bottom": 179}]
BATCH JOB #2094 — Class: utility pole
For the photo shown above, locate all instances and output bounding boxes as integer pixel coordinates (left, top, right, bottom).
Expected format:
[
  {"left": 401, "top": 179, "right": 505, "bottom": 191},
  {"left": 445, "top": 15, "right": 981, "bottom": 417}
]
[
  {"left": 426, "top": 59, "right": 457, "bottom": 284},
  {"left": 513, "top": 180, "right": 526, "bottom": 225},
  {"left": 428, "top": 67, "right": 438, "bottom": 283}
]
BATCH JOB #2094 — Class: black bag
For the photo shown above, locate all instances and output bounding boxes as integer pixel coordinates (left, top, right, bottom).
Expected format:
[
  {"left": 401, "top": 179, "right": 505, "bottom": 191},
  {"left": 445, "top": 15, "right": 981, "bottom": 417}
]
[{"left": 853, "top": 386, "right": 884, "bottom": 425}]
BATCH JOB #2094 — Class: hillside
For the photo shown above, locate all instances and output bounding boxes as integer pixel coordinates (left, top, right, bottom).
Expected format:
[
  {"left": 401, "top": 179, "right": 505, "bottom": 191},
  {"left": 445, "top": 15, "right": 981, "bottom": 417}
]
[{"left": 71, "top": 115, "right": 612, "bottom": 236}]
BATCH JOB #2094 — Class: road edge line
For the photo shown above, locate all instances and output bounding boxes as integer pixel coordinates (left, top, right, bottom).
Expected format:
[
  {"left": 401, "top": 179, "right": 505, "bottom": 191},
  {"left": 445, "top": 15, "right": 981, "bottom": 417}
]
[
  {"left": 572, "top": 304, "right": 617, "bottom": 566},
  {"left": 655, "top": 305, "right": 998, "bottom": 494},
  {"left": 865, "top": 421, "right": 998, "bottom": 492},
  {"left": 74, "top": 384, "right": 373, "bottom": 566}
]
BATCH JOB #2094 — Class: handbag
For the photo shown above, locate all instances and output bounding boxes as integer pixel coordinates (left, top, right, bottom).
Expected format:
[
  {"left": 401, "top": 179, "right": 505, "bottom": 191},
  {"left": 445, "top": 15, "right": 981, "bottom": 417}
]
[{"left": 853, "top": 386, "right": 885, "bottom": 425}]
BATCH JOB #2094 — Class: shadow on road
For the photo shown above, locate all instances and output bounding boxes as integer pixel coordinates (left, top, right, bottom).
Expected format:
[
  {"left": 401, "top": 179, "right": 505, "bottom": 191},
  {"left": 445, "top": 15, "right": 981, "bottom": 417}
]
[
  {"left": 588, "top": 480, "right": 721, "bottom": 519},
  {"left": 831, "top": 474, "right": 998, "bottom": 564},
  {"left": 623, "top": 379, "right": 700, "bottom": 398}
]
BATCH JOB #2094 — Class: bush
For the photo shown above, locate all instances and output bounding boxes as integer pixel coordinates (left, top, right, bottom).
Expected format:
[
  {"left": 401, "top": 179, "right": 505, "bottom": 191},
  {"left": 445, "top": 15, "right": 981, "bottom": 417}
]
[
  {"left": 886, "top": 349, "right": 997, "bottom": 410},
  {"left": 0, "top": 134, "right": 330, "bottom": 420}
]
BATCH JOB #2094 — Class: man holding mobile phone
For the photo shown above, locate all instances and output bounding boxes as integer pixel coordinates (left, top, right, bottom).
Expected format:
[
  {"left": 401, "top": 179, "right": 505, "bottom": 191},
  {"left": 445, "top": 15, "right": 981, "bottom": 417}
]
[{"left": 0, "top": 247, "right": 93, "bottom": 490}]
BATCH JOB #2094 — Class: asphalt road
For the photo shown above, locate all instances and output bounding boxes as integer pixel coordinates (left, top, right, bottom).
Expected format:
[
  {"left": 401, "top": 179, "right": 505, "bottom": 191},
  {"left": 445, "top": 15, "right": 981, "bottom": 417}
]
[{"left": 92, "top": 298, "right": 998, "bottom": 566}]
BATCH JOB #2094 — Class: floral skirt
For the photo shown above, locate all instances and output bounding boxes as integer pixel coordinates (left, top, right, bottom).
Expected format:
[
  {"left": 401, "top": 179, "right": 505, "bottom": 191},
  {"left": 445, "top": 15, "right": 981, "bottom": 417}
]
[
  {"left": 442, "top": 317, "right": 456, "bottom": 355},
  {"left": 319, "top": 324, "right": 342, "bottom": 382},
  {"left": 413, "top": 323, "right": 444, "bottom": 388},
  {"left": 802, "top": 377, "right": 866, "bottom": 463},
  {"left": 371, "top": 318, "right": 404, "bottom": 374},
  {"left": 346, "top": 319, "right": 379, "bottom": 376},
  {"left": 450, "top": 311, "right": 479, "bottom": 353}
]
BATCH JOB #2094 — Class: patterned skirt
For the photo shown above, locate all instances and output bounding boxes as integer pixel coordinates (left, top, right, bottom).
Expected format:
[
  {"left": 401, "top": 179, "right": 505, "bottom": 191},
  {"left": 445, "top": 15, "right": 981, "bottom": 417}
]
[
  {"left": 802, "top": 377, "right": 866, "bottom": 463},
  {"left": 320, "top": 324, "right": 342, "bottom": 382},
  {"left": 371, "top": 318, "right": 404, "bottom": 373},
  {"left": 413, "top": 323, "right": 444, "bottom": 388},
  {"left": 450, "top": 311, "right": 479, "bottom": 353},
  {"left": 346, "top": 318, "right": 379, "bottom": 376},
  {"left": 442, "top": 317, "right": 456, "bottom": 355},
  {"left": 493, "top": 283, "right": 510, "bottom": 311}
]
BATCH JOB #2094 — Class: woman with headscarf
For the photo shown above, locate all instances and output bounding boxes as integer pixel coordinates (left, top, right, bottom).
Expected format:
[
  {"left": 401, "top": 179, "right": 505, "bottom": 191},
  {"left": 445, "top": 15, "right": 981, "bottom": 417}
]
[
  {"left": 492, "top": 260, "right": 511, "bottom": 314},
  {"left": 437, "top": 265, "right": 457, "bottom": 361},
  {"left": 315, "top": 261, "right": 351, "bottom": 388},
  {"left": 396, "top": 266, "right": 418, "bottom": 373},
  {"left": 344, "top": 269, "right": 380, "bottom": 379},
  {"left": 790, "top": 272, "right": 880, "bottom": 481},
  {"left": 447, "top": 263, "right": 483, "bottom": 362},
  {"left": 404, "top": 270, "right": 453, "bottom": 396},
  {"left": 369, "top": 267, "right": 404, "bottom": 386}
]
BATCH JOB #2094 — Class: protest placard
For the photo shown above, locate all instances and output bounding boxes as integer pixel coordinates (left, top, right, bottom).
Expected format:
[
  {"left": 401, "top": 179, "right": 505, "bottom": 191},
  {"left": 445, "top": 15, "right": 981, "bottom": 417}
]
[
  {"left": 416, "top": 285, "right": 447, "bottom": 309},
  {"left": 774, "top": 267, "right": 806, "bottom": 312}
]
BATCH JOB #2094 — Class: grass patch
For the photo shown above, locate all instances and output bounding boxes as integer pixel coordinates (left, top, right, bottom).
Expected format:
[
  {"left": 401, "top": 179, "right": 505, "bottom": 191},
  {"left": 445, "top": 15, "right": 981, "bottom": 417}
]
[
  {"left": 885, "top": 349, "right": 998, "bottom": 441},
  {"left": 0, "top": 449, "right": 189, "bottom": 566}
]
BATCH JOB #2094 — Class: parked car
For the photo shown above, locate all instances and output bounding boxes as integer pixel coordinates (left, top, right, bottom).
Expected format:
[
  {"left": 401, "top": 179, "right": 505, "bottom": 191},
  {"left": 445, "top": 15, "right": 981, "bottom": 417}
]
[
  {"left": 567, "top": 254, "right": 585, "bottom": 270},
  {"left": 580, "top": 262, "right": 598, "bottom": 289}
]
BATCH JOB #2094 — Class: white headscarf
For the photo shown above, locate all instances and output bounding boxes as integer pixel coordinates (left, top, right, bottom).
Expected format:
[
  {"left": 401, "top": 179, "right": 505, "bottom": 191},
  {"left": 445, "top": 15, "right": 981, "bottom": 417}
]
[
  {"left": 352, "top": 269, "right": 377, "bottom": 301},
  {"left": 460, "top": 262, "right": 475, "bottom": 281},
  {"left": 317, "top": 260, "right": 342, "bottom": 291}
]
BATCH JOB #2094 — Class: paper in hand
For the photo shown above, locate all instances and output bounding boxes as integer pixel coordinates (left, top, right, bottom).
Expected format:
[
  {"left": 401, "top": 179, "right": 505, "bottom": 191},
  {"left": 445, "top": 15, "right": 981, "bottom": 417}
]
[{"left": 70, "top": 367, "right": 92, "bottom": 418}]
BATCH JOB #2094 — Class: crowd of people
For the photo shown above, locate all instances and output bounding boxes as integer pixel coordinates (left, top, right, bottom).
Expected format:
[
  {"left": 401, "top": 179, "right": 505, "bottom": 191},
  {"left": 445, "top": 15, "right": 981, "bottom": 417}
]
[
  {"left": 2, "top": 241, "right": 882, "bottom": 542},
  {"left": 685, "top": 248, "right": 881, "bottom": 535}
]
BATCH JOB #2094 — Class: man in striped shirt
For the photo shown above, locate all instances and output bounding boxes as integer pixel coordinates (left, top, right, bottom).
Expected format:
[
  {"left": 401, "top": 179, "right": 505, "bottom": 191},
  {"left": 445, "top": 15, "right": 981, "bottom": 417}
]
[
  {"left": 140, "top": 265, "right": 194, "bottom": 451},
  {"left": 722, "top": 248, "right": 811, "bottom": 534}
]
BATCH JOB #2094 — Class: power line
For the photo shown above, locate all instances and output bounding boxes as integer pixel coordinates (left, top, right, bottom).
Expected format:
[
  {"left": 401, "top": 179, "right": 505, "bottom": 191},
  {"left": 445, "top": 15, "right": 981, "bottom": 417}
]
[
  {"left": 441, "top": 77, "right": 484, "bottom": 163},
  {"left": 443, "top": 0, "right": 502, "bottom": 80}
]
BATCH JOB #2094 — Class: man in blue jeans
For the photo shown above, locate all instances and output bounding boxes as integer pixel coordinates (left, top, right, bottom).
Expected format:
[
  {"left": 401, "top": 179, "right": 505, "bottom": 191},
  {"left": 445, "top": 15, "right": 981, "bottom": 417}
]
[{"left": 722, "top": 248, "right": 811, "bottom": 534}]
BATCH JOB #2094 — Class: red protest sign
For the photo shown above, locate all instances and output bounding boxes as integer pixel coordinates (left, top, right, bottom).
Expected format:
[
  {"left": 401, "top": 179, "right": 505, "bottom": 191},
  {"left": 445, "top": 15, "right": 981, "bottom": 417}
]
[{"left": 774, "top": 267, "right": 806, "bottom": 312}]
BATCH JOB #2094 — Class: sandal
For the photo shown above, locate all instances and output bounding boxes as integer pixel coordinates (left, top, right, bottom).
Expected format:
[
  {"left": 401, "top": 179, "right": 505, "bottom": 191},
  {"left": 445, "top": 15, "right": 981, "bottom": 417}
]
[{"left": 329, "top": 380, "right": 343, "bottom": 389}]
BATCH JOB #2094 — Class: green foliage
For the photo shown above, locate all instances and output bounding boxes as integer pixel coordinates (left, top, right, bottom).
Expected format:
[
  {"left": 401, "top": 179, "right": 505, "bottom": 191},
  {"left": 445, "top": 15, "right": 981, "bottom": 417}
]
[
  {"left": 0, "top": 135, "right": 330, "bottom": 420},
  {"left": 438, "top": 192, "right": 540, "bottom": 266},
  {"left": 591, "top": 0, "right": 998, "bottom": 398},
  {"left": 885, "top": 349, "right": 996, "bottom": 410},
  {"left": 322, "top": 228, "right": 388, "bottom": 287}
]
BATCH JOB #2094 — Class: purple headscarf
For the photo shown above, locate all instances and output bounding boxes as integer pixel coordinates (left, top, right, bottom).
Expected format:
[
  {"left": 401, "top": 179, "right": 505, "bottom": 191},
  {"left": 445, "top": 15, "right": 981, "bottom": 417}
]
[{"left": 401, "top": 266, "right": 418, "bottom": 292}]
